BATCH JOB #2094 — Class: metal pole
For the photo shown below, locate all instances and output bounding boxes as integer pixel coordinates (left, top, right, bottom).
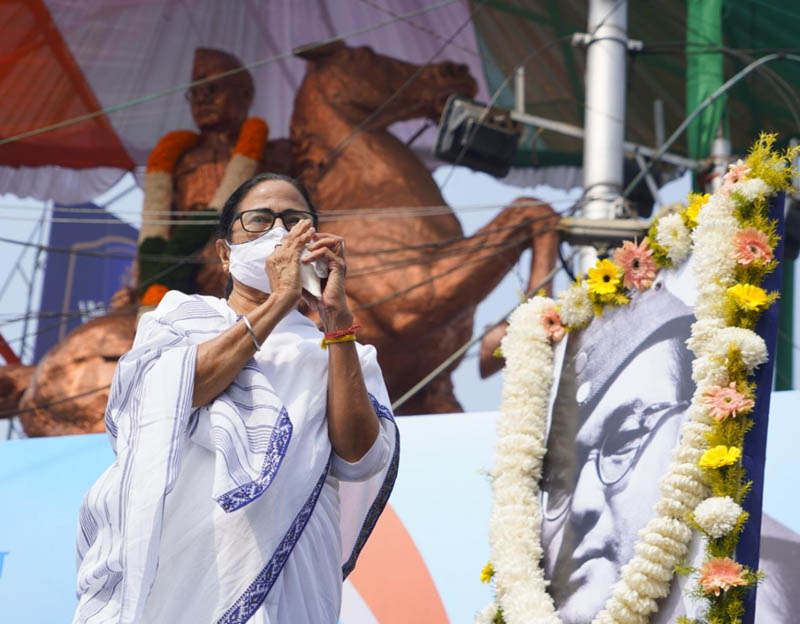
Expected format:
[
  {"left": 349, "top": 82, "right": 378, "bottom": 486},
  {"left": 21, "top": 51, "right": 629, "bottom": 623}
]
[
  {"left": 776, "top": 139, "right": 799, "bottom": 390},
  {"left": 578, "top": 0, "right": 628, "bottom": 274},
  {"left": 514, "top": 66, "right": 525, "bottom": 114},
  {"left": 653, "top": 99, "right": 665, "bottom": 149},
  {"left": 707, "top": 125, "right": 731, "bottom": 194}
]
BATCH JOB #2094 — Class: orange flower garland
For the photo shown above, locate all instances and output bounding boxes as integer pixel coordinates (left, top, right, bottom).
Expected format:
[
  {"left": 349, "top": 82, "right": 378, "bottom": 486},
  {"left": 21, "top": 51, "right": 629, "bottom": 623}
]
[
  {"left": 141, "top": 284, "right": 169, "bottom": 306},
  {"left": 138, "top": 117, "right": 269, "bottom": 303},
  {"left": 233, "top": 118, "right": 268, "bottom": 160},
  {"left": 146, "top": 130, "right": 201, "bottom": 173}
]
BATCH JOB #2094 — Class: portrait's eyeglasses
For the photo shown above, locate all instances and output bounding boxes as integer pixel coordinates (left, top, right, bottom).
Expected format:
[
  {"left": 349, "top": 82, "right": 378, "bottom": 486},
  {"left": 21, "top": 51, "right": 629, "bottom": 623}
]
[
  {"left": 541, "top": 400, "right": 690, "bottom": 522},
  {"left": 229, "top": 208, "right": 318, "bottom": 236}
]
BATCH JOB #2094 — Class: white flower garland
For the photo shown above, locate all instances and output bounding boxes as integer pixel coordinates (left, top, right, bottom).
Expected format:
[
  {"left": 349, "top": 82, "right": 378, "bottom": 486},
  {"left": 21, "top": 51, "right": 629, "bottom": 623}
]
[
  {"left": 486, "top": 297, "right": 561, "bottom": 624},
  {"left": 479, "top": 161, "right": 782, "bottom": 624}
]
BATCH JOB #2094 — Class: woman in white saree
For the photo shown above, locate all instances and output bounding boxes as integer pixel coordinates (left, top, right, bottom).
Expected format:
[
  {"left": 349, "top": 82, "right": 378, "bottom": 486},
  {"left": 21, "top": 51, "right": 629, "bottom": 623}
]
[{"left": 73, "top": 173, "right": 399, "bottom": 624}]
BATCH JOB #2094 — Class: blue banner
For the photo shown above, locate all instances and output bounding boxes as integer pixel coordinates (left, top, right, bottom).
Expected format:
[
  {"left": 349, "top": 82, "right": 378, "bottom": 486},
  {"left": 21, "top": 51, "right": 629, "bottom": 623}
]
[
  {"left": 737, "top": 193, "right": 785, "bottom": 623},
  {"left": 33, "top": 204, "right": 137, "bottom": 362}
]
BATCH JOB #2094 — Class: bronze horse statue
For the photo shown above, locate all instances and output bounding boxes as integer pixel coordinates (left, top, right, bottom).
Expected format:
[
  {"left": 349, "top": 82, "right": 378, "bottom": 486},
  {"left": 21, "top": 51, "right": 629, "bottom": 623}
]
[
  {"left": 290, "top": 41, "right": 557, "bottom": 413},
  {"left": 1, "top": 41, "right": 557, "bottom": 435}
]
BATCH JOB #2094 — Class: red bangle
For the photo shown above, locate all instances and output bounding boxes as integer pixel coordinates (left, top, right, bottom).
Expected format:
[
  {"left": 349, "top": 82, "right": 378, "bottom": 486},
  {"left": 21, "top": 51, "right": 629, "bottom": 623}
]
[{"left": 324, "top": 323, "right": 360, "bottom": 340}]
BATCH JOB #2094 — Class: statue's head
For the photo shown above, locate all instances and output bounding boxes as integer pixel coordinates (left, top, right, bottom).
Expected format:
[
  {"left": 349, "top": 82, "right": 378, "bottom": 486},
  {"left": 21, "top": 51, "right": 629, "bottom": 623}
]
[{"left": 188, "top": 48, "right": 254, "bottom": 132}]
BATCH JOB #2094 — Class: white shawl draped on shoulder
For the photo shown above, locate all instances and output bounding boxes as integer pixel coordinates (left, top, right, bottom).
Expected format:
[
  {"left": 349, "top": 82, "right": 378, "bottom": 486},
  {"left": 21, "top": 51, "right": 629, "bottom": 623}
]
[{"left": 73, "top": 291, "right": 399, "bottom": 624}]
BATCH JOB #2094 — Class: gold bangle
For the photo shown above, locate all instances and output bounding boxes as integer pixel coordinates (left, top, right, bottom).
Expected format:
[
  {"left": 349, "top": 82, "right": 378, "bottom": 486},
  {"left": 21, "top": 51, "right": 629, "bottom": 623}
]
[{"left": 320, "top": 333, "right": 356, "bottom": 350}]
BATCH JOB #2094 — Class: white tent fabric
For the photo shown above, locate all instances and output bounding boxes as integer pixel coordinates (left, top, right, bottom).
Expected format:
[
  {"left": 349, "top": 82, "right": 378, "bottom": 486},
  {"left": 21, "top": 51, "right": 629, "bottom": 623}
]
[{"left": 3, "top": 0, "right": 488, "bottom": 203}]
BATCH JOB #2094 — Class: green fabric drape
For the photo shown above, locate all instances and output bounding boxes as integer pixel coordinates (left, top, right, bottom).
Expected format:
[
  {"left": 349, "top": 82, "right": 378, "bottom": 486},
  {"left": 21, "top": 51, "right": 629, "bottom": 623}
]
[{"left": 685, "top": 0, "right": 726, "bottom": 161}]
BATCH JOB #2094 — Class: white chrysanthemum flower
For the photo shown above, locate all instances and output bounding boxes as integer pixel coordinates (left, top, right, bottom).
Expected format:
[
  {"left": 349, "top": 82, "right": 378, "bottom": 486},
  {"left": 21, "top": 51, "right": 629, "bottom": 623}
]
[
  {"left": 604, "top": 594, "right": 651, "bottom": 624},
  {"left": 646, "top": 516, "right": 694, "bottom": 543},
  {"left": 694, "top": 496, "right": 743, "bottom": 538},
  {"left": 556, "top": 281, "right": 593, "bottom": 329},
  {"left": 679, "top": 421, "right": 713, "bottom": 448},
  {"left": 702, "top": 190, "right": 737, "bottom": 216},
  {"left": 731, "top": 178, "right": 771, "bottom": 203},
  {"left": 628, "top": 554, "right": 675, "bottom": 582},
  {"left": 655, "top": 212, "right": 691, "bottom": 263},
  {"left": 692, "top": 294, "right": 728, "bottom": 323},
  {"left": 696, "top": 200, "right": 737, "bottom": 229},
  {"left": 672, "top": 444, "right": 704, "bottom": 464},
  {"left": 686, "top": 318, "right": 725, "bottom": 356},
  {"left": 691, "top": 233, "right": 735, "bottom": 263},
  {"left": 692, "top": 354, "right": 730, "bottom": 387},
  {"left": 708, "top": 326, "right": 768, "bottom": 373},
  {"left": 475, "top": 602, "right": 498, "bottom": 624}
]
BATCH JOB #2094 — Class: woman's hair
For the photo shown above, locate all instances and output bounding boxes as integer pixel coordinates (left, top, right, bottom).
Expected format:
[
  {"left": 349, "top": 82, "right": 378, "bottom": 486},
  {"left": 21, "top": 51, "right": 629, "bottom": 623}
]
[{"left": 217, "top": 173, "right": 316, "bottom": 240}]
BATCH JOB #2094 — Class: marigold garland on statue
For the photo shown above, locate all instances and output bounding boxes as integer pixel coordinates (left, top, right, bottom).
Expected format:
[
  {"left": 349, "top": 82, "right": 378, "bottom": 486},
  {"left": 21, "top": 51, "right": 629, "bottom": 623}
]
[
  {"left": 478, "top": 134, "right": 798, "bottom": 624},
  {"left": 137, "top": 117, "right": 269, "bottom": 300}
]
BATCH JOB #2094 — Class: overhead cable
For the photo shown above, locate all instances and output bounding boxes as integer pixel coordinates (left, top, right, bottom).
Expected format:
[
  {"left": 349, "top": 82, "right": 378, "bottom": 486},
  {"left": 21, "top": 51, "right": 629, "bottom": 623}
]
[
  {"left": 0, "top": 384, "right": 112, "bottom": 419},
  {"left": 623, "top": 53, "right": 800, "bottom": 198},
  {"left": 353, "top": 221, "right": 560, "bottom": 311},
  {"left": 0, "top": 215, "right": 563, "bottom": 331},
  {"left": 0, "top": 195, "right": 578, "bottom": 222}
]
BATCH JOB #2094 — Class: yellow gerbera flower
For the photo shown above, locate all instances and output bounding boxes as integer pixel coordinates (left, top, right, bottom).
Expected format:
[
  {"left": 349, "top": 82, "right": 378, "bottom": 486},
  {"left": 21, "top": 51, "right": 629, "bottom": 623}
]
[
  {"left": 685, "top": 192, "right": 710, "bottom": 225},
  {"left": 480, "top": 562, "right": 494, "bottom": 584},
  {"left": 727, "top": 283, "right": 770, "bottom": 311},
  {"left": 587, "top": 259, "right": 622, "bottom": 296},
  {"left": 699, "top": 445, "right": 742, "bottom": 469}
]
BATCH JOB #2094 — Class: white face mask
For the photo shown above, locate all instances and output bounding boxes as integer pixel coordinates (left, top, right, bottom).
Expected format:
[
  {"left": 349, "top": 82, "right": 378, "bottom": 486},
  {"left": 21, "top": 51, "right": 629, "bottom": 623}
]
[{"left": 226, "top": 227, "right": 328, "bottom": 298}]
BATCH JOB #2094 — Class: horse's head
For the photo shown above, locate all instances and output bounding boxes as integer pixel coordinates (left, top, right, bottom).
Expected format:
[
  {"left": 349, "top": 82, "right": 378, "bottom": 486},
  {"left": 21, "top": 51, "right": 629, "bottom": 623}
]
[{"left": 294, "top": 40, "right": 477, "bottom": 128}]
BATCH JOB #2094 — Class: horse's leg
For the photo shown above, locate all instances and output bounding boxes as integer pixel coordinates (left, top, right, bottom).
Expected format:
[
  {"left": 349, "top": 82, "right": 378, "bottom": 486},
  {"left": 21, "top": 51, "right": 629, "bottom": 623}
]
[
  {"left": 412, "top": 196, "right": 558, "bottom": 382},
  {"left": 350, "top": 197, "right": 558, "bottom": 407},
  {"left": 423, "top": 197, "right": 558, "bottom": 321},
  {"left": 475, "top": 197, "right": 559, "bottom": 378},
  {"left": 0, "top": 363, "right": 35, "bottom": 414}
]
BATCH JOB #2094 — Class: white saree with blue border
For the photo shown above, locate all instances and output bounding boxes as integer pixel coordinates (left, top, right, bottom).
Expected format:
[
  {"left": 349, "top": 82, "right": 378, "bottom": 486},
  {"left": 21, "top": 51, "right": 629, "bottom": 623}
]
[{"left": 73, "top": 291, "right": 399, "bottom": 624}]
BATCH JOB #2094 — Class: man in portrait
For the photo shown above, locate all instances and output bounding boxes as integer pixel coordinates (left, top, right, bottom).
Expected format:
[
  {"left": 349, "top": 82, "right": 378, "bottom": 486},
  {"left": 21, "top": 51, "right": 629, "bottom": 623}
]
[
  {"left": 541, "top": 276, "right": 694, "bottom": 623},
  {"left": 540, "top": 269, "right": 800, "bottom": 622}
]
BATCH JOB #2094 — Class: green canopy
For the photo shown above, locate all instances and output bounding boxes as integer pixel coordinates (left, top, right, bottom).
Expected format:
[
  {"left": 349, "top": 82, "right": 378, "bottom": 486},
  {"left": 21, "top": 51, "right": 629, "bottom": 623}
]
[
  {"left": 471, "top": 0, "right": 800, "bottom": 167},
  {"left": 472, "top": 0, "right": 799, "bottom": 387}
]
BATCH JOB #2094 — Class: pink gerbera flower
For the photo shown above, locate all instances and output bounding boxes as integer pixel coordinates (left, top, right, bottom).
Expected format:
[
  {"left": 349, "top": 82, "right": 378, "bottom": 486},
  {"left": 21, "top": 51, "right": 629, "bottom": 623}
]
[
  {"left": 730, "top": 228, "right": 773, "bottom": 266},
  {"left": 541, "top": 306, "right": 565, "bottom": 342},
  {"left": 702, "top": 382, "right": 755, "bottom": 421},
  {"left": 699, "top": 557, "right": 748, "bottom": 596},
  {"left": 720, "top": 159, "right": 751, "bottom": 196},
  {"left": 613, "top": 238, "right": 658, "bottom": 290}
]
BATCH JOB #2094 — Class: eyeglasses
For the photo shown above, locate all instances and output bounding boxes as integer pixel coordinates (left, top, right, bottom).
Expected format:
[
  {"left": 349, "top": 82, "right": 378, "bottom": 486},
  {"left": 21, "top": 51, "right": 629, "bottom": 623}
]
[
  {"left": 541, "top": 399, "right": 690, "bottom": 521},
  {"left": 229, "top": 208, "right": 318, "bottom": 236},
  {"left": 185, "top": 82, "right": 223, "bottom": 103}
]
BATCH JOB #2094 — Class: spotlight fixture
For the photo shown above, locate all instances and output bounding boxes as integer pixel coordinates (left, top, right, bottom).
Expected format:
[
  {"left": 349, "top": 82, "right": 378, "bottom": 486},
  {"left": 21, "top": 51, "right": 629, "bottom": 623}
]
[{"left": 433, "top": 96, "right": 522, "bottom": 178}]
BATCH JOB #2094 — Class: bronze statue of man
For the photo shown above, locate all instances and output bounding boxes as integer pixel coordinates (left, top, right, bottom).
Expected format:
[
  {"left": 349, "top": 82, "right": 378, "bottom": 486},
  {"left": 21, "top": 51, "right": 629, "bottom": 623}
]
[
  {"left": 134, "top": 48, "right": 289, "bottom": 299},
  {"left": 174, "top": 48, "right": 257, "bottom": 213}
]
